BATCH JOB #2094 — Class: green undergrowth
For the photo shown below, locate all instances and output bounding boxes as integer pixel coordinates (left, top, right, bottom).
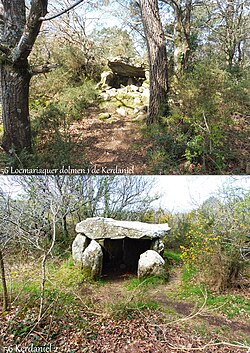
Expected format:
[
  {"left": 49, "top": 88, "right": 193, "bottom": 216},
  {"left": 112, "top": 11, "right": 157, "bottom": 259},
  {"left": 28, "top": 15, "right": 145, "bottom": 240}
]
[
  {"left": 126, "top": 275, "right": 168, "bottom": 291},
  {"left": 164, "top": 250, "right": 182, "bottom": 264},
  {"left": 2, "top": 256, "right": 249, "bottom": 331},
  {"left": 169, "top": 266, "right": 250, "bottom": 320}
]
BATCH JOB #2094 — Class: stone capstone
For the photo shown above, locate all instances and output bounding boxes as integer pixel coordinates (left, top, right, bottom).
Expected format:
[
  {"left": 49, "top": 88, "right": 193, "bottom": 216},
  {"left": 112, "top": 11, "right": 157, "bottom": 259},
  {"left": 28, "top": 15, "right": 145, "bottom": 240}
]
[
  {"left": 81, "top": 240, "right": 103, "bottom": 279},
  {"left": 108, "top": 60, "right": 146, "bottom": 79},
  {"left": 72, "top": 234, "right": 90, "bottom": 262},
  {"left": 138, "top": 250, "right": 165, "bottom": 279},
  {"left": 75, "top": 217, "right": 171, "bottom": 240}
]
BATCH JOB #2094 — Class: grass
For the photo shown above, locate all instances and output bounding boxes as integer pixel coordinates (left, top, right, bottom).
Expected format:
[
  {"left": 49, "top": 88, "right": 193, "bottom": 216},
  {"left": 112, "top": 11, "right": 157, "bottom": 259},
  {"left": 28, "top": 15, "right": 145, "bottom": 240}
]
[
  {"left": 206, "top": 293, "right": 250, "bottom": 319},
  {"left": 2, "top": 256, "right": 248, "bottom": 321},
  {"left": 164, "top": 250, "right": 182, "bottom": 264},
  {"left": 167, "top": 266, "right": 250, "bottom": 320},
  {"left": 126, "top": 275, "right": 167, "bottom": 291}
]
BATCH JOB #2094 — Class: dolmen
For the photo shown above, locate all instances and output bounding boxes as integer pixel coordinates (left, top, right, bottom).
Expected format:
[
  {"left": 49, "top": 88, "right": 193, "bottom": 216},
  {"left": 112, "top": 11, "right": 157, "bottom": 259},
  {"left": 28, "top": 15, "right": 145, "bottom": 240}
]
[{"left": 72, "top": 217, "right": 171, "bottom": 279}]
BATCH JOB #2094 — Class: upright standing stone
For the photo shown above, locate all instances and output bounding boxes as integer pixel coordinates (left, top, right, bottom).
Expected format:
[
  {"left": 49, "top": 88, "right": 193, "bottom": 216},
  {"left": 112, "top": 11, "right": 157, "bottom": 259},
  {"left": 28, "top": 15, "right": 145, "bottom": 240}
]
[
  {"left": 138, "top": 250, "right": 165, "bottom": 279},
  {"left": 72, "top": 234, "right": 89, "bottom": 263},
  {"left": 81, "top": 240, "right": 103, "bottom": 279}
]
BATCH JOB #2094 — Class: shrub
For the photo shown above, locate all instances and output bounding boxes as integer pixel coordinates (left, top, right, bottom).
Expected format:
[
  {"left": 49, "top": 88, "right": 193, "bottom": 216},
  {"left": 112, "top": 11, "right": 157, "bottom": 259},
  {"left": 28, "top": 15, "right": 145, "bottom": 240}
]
[
  {"left": 145, "top": 60, "right": 250, "bottom": 174},
  {"left": 180, "top": 192, "right": 250, "bottom": 291},
  {"left": 31, "top": 104, "right": 74, "bottom": 168},
  {"left": 57, "top": 81, "right": 97, "bottom": 121}
]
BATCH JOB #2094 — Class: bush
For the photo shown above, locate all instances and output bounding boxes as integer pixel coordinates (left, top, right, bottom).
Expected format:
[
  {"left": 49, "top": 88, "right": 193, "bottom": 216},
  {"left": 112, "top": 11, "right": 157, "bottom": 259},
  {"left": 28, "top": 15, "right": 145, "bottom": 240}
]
[
  {"left": 145, "top": 60, "right": 250, "bottom": 174},
  {"left": 180, "top": 192, "right": 250, "bottom": 291},
  {"left": 31, "top": 104, "right": 74, "bottom": 168},
  {"left": 57, "top": 81, "right": 97, "bottom": 121}
]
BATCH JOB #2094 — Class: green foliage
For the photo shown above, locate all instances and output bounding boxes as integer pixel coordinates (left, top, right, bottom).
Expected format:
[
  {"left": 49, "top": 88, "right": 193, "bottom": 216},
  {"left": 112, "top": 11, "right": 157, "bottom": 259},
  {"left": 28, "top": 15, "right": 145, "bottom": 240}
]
[
  {"left": 179, "top": 190, "right": 250, "bottom": 291},
  {"left": 91, "top": 26, "right": 138, "bottom": 62},
  {"left": 126, "top": 275, "right": 167, "bottom": 291},
  {"left": 31, "top": 104, "right": 73, "bottom": 168},
  {"left": 163, "top": 250, "right": 182, "bottom": 264},
  {"left": 56, "top": 82, "right": 97, "bottom": 121},
  {"left": 142, "top": 123, "right": 186, "bottom": 173},
  {"left": 206, "top": 293, "right": 250, "bottom": 319},
  {"left": 50, "top": 259, "right": 87, "bottom": 288},
  {"left": 177, "top": 267, "right": 249, "bottom": 320},
  {"left": 145, "top": 60, "right": 250, "bottom": 174}
]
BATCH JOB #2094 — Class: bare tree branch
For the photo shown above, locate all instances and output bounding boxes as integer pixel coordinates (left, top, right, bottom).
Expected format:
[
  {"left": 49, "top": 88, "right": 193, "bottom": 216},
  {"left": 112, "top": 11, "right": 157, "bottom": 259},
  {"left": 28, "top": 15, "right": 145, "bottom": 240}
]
[
  {"left": 40, "top": 0, "right": 85, "bottom": 22},
  {"left": 30, "top": 63, "right": 59, "bottom": 76}
]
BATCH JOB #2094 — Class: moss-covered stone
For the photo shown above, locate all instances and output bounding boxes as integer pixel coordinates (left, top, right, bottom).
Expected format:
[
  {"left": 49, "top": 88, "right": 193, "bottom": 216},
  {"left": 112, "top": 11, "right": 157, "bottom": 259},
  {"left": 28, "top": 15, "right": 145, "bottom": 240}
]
[{"left": 98, "top": 112, "right": 112, "bottom": 120}]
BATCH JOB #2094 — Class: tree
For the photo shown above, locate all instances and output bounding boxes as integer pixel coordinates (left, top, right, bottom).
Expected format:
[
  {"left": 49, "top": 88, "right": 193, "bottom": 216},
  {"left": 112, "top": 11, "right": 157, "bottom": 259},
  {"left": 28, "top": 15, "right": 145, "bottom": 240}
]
[
  {"left": 139, "top": 0, "right": 169, "bottom": 124},
  {"left": 0, "top": 0, "right": 84, "bottom": 156},
  {"left": 91, "top": 26, "right": 137, "bottom": 61},
  {"left": 180, "top": 185, "right": 250, "bottom": 291},
  {"left": 0, "top": 248, "right": 8, "bottom": 311},
  {"left": 0, "top": 187, "right": 16, "bottom": 312},
  {"left": 13, "top": 175, "right": 158, "bottom": 228},
  {"left": 162, "top": 0, "right": 194, "bottom": 75},
  {"left": 0, "top": 0, "right": 48, "bottom": 154},
  {"left": 204, "top": 0, "right": 250, "bottom": 70}
]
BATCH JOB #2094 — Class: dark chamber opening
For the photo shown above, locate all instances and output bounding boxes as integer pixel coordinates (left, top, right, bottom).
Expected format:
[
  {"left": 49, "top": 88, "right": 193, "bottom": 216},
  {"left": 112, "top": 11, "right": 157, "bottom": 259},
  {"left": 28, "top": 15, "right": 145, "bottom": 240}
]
[{"left": 102, "top": 237, "right": 152, "bottom": 276}]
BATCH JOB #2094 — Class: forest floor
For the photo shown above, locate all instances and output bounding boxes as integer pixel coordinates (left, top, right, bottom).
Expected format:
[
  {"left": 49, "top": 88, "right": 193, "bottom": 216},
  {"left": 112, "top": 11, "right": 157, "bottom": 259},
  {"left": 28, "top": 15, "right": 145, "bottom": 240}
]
[
  {"left": 1, "top": 258, "right": 249, "bottom": 353},
  {"left": 68, "top": 106, "right": 149, "bottom": 174},
  {"left": 0, "top": 106, "right": 249, "bottom": 174}
]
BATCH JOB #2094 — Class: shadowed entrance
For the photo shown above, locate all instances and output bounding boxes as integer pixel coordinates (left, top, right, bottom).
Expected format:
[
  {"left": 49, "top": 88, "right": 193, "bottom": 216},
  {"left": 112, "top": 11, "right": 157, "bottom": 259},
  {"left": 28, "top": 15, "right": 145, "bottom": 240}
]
[{"left": 102, "top": 238, "right": 152, "bottom": 275}]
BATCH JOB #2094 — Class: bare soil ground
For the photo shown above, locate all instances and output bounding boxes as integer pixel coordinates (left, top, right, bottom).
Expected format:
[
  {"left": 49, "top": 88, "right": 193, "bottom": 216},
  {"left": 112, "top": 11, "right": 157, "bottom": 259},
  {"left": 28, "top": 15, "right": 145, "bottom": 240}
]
[{"left": 69, "top": 107, "right": 149, "bottom": 174}]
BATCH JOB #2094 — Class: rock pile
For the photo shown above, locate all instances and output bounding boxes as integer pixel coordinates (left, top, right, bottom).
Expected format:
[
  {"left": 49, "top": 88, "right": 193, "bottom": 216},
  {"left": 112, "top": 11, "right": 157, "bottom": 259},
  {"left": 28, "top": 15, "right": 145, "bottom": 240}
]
[{"left": 96, "top": 58, "right": 149, "bottom": 120}]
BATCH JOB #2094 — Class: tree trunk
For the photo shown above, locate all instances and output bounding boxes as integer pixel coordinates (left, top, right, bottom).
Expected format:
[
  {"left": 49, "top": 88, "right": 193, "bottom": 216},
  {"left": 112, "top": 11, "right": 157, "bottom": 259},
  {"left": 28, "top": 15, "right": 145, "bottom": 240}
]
[
  {"left": 172, "top": 0, "right": 192, "bottom": 76},
  {"left": 140, "top": 0, "right": 169, "bottom": 124},
  {"left": 62, "top": 214, "right": 68, "bottom": 240},
  {"left": 0, "top": 249, "right": 9, "bottom": 312},
  {"left": 0, "top": 0, "right": 48, "bottom": 155},
  {"left": 1, "top": 62, "right": 32, "bottom": 153}
]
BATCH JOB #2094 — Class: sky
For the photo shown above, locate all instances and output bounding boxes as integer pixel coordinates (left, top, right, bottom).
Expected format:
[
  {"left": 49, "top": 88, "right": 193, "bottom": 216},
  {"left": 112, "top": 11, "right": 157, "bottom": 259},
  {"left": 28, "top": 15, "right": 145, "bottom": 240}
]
[
  {"left": 1, "top": 175, "right": 249, "bottom": 213},
  {"left": 150, "top": 176, "right": 250, "bottom": 213}
]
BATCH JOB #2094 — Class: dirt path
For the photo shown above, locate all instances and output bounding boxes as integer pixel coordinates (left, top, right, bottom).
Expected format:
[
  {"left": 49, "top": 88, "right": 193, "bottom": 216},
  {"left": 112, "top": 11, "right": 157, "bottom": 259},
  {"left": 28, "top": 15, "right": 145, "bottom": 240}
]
[
  {"left": 70, "top": 107, "right": 150, "bottom": 174},
  {"left": 147, "top": 269, "right": 250, "bottom": 339}
]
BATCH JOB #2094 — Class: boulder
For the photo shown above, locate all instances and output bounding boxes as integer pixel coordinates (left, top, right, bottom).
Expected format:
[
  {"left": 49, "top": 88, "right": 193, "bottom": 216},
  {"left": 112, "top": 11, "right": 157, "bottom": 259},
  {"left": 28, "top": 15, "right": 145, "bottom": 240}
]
[
  {"left": 81, "top": 240, "right": 103, "bottom": 279},
  {"left": 72, "top": 234, "right": 89, "bottom": 263},
  {"left": 138, "top": 250, "right": 165, "bottom": 279},
  {"left": 150, "top": 239, "right": 164, "bottom": 256},
  {"left": 75, "top": 217, "right": 171, "bottom": 240}
]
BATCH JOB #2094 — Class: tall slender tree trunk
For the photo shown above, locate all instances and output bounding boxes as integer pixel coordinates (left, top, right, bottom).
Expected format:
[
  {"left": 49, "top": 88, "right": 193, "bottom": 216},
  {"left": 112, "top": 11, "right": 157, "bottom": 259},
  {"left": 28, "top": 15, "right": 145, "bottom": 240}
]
[
  {"left": 1, "top": 62, "right": 32, "bottom": 153},
  {"left": 62, "top": 214, "right": 68, "bottom": 240},
  {"left": 0, "top": 249, "right": 9, "bottom": 312},
  {"left": 172, "top": 0, "right": 192, "bottom": 76},
  {"left": 140, "top": 0, "right": 169, "bottom": 124}
]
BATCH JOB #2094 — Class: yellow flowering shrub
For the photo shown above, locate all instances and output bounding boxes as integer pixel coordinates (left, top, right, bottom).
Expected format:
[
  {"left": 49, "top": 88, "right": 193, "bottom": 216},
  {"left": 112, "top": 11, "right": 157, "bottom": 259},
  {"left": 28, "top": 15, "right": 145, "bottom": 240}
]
[{"left": 180, "top": 192, "right": 250, "bottom": 292}]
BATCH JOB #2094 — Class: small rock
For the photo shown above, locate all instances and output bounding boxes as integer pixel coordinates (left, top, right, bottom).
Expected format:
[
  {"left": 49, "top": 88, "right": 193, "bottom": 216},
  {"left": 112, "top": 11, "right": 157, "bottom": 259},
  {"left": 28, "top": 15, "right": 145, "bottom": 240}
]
[
  {"left": 116, "top": 107, "right": 126, "bottom": 116},
  {"left": 98, "top": 112, "right": 111, "bottom": 120}
]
